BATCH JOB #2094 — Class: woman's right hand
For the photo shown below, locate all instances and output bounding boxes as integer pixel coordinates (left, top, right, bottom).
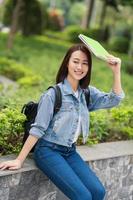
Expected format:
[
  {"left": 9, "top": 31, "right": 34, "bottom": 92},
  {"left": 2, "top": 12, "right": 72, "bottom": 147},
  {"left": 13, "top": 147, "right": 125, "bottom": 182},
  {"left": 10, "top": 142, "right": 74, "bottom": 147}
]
[{"left": 0, "top": 159, "right": 22, "bottom": 170}]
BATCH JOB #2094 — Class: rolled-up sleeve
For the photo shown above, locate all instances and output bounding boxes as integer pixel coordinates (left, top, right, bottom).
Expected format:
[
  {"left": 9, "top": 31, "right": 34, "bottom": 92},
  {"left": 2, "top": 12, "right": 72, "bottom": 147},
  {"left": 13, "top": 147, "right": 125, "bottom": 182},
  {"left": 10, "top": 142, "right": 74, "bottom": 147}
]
[
  {"left": 29, "top": 92, "right": 54, "bottom": 138},
  {"left": 89, "top": 86, "right": 125, "bottom": 112}
]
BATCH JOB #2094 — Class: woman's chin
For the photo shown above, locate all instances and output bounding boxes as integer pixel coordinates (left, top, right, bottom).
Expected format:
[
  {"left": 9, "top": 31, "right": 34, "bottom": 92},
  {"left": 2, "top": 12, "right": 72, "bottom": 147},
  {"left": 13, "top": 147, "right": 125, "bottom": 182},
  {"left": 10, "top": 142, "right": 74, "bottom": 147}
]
[{"left": 74, "top": 75, "right": 85, "bottom": 80}]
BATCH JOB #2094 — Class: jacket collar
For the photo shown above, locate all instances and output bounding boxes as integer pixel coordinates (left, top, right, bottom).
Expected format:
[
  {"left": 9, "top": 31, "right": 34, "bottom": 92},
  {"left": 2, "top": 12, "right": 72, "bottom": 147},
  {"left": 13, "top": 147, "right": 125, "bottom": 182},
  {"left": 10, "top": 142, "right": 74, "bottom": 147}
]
[{"left": 62, "top": 78, "right": 83, "bottom": 96}]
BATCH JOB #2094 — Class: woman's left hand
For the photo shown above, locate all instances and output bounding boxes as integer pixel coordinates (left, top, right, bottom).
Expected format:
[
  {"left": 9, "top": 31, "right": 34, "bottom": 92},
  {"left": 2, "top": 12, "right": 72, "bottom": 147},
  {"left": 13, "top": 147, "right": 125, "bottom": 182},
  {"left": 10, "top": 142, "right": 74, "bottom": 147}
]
[{"left": 106, "top": 55, "right": 121, "bottom": 74}]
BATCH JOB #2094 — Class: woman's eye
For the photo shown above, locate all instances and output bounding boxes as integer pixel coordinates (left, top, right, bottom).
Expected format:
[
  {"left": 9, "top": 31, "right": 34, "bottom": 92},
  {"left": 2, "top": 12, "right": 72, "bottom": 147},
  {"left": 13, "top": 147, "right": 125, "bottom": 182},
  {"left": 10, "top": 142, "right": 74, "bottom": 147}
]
[
  {"left": 73, "top": 61, "right": 78, "bottom": 64},
  {"left": 83, "top": 63, "right": 88, "bottom": 65}
]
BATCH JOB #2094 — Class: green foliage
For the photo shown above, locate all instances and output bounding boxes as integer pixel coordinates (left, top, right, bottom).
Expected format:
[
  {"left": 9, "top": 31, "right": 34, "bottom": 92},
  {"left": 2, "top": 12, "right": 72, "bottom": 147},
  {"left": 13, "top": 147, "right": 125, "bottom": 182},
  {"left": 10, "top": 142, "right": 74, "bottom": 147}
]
[
  {"left": 109, "top": 106, "right": 133, "bottom": 140},
  {"left": 109, "top": 36, "right": 130, "bottom": 53},
  {"left": 112, "top": 23, "right": 132, "bottom": 39},
  {"left": 3, "top": 0, "right": 47, "bottom": 36},
  {"left": 89, "top": 111, "right": 109, "bottom": 142},
  {"left": 77, "top": 106, "right": 133, "bottom": 145},
  {"left": 0, "top": 107, "right": 25, "bottom": 155},
  {"left": 122, "top": 60, "right": 133, "bottom": 75},
  {"left": 0, "top": 57, "right": 31, "bottom": 80},
  {"left": 67, "top": 2, "right": 86, "bottom": 25},
  {"left": 63, "top": 26, "right": 109, "bottom": 43},
  {"left": 0, "top": 83, "right": 4, "bottom": 92},
  {"left": 63, "top": 25, "right": 86, "bottom": 43},
  {"left": 0, "top": 57, "right": 42, "bottom": 86},
  {"left": 128, "top": 40, "right": 133, "bottom": 57},
  {"left": 17, "top": 75, "right": 42, "bottom": 87},
  {"left": 2, "top": 0, "right": 15, "bottom": 26}
]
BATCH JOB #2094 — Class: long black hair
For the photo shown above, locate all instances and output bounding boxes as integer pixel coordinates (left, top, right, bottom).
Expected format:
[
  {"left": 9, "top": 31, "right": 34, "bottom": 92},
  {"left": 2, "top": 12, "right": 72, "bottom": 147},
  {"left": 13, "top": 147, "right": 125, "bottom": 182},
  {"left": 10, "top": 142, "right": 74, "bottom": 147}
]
[{"left": 56, "top": 43, "right": 92, "bottom": 89}]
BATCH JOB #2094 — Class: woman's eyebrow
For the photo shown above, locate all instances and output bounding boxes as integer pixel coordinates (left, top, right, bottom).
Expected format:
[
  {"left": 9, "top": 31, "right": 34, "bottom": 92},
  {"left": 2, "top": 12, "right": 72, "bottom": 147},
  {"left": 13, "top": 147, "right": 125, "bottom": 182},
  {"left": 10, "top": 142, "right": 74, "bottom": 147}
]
[{"left": 73, "top": 58, "right": 88, "bottom": 62}]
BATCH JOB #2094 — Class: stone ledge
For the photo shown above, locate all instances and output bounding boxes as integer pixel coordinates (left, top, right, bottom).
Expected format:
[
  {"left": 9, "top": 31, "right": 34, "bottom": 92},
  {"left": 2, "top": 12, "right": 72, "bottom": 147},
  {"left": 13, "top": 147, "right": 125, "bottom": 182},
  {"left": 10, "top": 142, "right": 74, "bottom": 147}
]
[
  {"left": 77, "top": 140, "right": 133, "bottom": 161},
  {"left": 0, "top": 140, "right": 133, "bottom": 177},
  {"left": 0, "top": 140, "right": 133, "bottom": 200}
]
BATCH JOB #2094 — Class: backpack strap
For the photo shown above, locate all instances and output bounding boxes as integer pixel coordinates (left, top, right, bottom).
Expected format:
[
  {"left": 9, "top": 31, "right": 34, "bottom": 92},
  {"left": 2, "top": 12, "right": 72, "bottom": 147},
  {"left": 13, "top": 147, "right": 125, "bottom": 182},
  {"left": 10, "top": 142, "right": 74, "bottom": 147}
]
[
  {"left": 47, "top": 85, "right": 62, "bottom": 115},
  {"left": 84, "top": 88, "right": 90, "bottom": 108}
]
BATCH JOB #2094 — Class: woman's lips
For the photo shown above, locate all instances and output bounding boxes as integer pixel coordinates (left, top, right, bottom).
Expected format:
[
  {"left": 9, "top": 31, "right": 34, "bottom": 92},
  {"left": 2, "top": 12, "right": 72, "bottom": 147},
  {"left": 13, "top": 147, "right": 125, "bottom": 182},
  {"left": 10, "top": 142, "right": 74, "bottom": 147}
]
[{"left": 74, "top": 70, "right": 83, "bottom": 75}]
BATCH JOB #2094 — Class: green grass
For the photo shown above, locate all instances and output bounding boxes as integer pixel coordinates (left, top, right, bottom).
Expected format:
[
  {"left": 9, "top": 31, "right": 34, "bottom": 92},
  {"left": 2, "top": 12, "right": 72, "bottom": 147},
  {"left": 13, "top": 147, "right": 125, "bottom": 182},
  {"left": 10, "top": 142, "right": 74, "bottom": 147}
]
[{"left": 0, "top": 33, "right": 132, "bottom": 106}]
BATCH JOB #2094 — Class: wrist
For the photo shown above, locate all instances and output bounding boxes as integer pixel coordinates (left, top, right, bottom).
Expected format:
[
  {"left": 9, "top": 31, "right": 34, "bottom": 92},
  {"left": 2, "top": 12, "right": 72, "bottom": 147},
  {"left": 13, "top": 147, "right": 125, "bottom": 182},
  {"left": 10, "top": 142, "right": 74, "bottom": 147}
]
[{"left": 16, "top": 158, "right": 24, "bottom": 165}]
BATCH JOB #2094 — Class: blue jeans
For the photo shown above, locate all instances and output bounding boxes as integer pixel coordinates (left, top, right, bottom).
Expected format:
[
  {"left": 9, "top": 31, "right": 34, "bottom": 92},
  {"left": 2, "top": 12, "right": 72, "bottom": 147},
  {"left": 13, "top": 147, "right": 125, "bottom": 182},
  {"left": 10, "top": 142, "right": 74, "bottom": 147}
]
[{"left": 34, "top": 138, "right": 105, "bottom": 200}]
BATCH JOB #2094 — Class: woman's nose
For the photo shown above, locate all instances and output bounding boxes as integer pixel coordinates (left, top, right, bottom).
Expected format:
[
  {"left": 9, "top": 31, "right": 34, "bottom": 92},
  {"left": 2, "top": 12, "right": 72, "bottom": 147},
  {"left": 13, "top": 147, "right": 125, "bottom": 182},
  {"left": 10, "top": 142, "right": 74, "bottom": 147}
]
[{"left": 77, "top": 63, "right": 82, "bottom": 69}]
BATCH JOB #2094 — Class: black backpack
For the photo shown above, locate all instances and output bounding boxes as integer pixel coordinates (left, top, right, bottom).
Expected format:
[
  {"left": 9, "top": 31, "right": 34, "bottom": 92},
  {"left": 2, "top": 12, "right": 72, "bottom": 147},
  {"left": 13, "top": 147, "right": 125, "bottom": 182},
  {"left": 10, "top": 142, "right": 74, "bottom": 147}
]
[{"left": 21, "top": 85, "right": 90, "bottom": 152}]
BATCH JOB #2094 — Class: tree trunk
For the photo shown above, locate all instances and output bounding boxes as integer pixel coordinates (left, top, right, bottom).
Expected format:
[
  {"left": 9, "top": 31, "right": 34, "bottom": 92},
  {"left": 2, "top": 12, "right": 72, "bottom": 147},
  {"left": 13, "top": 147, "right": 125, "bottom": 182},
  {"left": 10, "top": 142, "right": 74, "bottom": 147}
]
[
  {"left": 7, "top": 0, "right": 24, "bottom": 49},
  {"left": 81, "top": 0, "right": 95, "bottom": 29},
  {"left": 99, "top": 0, "right": 107, "bottom": 28}
]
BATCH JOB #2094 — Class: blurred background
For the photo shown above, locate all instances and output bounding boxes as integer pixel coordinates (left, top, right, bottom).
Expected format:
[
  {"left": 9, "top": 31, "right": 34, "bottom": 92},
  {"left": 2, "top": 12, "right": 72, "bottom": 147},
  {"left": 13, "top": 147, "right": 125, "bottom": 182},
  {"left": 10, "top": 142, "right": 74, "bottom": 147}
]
[{"left": 0, "top": 0, "right": 133, "bottom": 155}]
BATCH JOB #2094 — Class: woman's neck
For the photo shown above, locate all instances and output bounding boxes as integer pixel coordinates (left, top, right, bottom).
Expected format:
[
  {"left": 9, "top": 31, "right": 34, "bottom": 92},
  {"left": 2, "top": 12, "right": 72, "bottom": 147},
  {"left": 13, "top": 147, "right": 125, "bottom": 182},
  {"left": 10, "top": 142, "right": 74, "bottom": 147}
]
[{"left": 66, "top": 76, "right": 79, "bottom": 92}]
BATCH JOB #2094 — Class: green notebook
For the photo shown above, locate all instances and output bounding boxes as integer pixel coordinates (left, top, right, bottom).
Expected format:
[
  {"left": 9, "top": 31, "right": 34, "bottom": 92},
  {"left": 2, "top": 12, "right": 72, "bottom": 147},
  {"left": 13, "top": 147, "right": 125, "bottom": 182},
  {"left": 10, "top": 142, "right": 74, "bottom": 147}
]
[{"left": 78, "top": 34, "right": 110, "bottom": 61}]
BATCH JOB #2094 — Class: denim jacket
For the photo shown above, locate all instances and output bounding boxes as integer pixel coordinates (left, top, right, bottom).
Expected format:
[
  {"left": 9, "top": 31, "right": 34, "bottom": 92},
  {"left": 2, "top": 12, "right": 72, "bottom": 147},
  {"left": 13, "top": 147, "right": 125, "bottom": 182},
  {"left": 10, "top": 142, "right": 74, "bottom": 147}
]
[{"left": 29, "top": 79, "right": 125, "bottom": 147}]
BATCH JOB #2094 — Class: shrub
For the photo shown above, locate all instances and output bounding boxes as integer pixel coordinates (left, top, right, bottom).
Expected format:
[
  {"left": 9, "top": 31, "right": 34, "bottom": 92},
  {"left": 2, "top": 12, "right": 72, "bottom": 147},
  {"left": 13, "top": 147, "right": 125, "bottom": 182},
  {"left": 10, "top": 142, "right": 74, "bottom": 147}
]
[
  {"left": 67, "top": 2, "right": 86, "bottom": 25},
  {"left": 77, "top": 106, "right": 133, "bottom": 145},
  {"left": 0, "top": 57, "right": 42, "bottom": 86},
  {"left": 0, "top": 107, "right": 25, "bottom": 155},
  {"left": 108, "top": 36, "right": 130, "bottom": 53},
  {"left": 86, "top": 27, "right": 103, "bottom": 41},
  {"left": 63, "top": 25, "right": 86, "bottom": 43},
  {"left": 0, "top": 57, "right": 32, "bottom": 80},
  {"left": 89, "top": 111, "right": 109, "bottom": 143},
  {"left": 110, "top": 106, "right": 133, "bottom": 140},
  {"left": 112, "top": 23, "right": 131, "bottom": 39},
  {"left": 17, "top": 75, "right": 42, "bottom": 87},
  {"left": 122, "top": 60, "right": 133, "bottom": 75},
  {"left": 128, "top": 40, "right": 133, "bottom": 57},
  {"left": 3, "top": 0, "right": 46, "bottom": 36}
]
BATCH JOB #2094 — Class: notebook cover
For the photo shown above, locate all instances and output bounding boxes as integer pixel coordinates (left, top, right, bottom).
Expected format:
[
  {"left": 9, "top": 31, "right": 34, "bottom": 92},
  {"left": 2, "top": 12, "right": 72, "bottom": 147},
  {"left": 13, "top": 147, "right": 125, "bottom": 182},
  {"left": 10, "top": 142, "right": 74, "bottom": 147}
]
[{"left": 78, "top": 34, "right": 110, "bottom": 61}]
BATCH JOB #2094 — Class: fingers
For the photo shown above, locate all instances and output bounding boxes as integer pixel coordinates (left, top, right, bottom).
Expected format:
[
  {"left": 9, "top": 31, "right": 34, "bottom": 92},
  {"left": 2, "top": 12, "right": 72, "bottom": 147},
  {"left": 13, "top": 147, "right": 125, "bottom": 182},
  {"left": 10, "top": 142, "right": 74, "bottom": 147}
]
[
  {"left": 0, "top": 161, "right": 15, "bottom": 170},
  {"left": 0, "top": 163, "right": 10, "bottom": 170},
  {"left": 107, "top": 55, "right": 121, "bottom": 65},
  {"left": 8, "top": 166, "right": 20, "bottom": 170},
  {"left": 0, "top": 160, "right": 21, "bottom": 171}
]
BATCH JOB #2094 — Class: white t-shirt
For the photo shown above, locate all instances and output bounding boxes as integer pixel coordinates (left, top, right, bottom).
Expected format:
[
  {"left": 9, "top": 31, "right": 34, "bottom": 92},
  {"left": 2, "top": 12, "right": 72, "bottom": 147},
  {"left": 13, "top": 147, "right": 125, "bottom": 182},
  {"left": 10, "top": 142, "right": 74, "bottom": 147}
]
[{"left": 73, "top": 90, "right": 81, "bottom": 142}]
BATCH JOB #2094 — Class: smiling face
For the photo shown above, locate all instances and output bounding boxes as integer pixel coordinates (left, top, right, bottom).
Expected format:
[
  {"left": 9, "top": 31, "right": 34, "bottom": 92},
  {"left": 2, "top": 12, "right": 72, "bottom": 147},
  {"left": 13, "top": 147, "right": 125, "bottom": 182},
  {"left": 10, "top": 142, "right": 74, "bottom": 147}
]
[
  {"left": 67, "top": 50, "right": 89, "bottom": 84},
  {"left": 56, "top": 44, "right": 92, "bottom": 89}
]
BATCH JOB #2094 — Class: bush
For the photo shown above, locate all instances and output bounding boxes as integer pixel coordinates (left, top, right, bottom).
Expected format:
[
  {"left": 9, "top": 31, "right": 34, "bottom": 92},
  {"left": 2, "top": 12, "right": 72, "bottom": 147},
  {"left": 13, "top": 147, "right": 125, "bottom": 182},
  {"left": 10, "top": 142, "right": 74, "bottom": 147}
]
[
  {"left": 78, "top": 106, "right": 133, "bottom": 145},
  {"left": 63, "top": 26, "right": 110, "bottom": 43},
  {"left": 109, "top": 106, "right": 133, "bottom": 140},
  {"left": 63, "top": 25, "right": 86, "bottom": 43},
  {"left": 17, "top": 75, "right": 42, "bottom": 87},
  {"left": 67, "top": 2, "right": 86, "bottom": 25},
  {"left": 0, "top": 104, "right": 132, "bottom": 155},
  {"left": 3, "top": 0, "right": 46, "bottom": 36},
  {"left": 0, "top": 57, "right": 42, "bottom": 86},
  {"left": 86, "top": 27, "right": 104, "bottom": 41},
  {"left": 128, "top": 40, "right": 133, "bottom": 57},
  {"left": 0, "top": 107, "right": 25, "bottom": 155},
  {"left": 0, "top": 57, "right": 31, "bottom": 80},
  {"left": 108, "top": 36, "right": 130, "bottom": 53},
  {"left": 112, "top": 23, "right": 131, "bottom": 39},
  {"left": 123, "top": 60, "right": 133, "bottom": 75}
]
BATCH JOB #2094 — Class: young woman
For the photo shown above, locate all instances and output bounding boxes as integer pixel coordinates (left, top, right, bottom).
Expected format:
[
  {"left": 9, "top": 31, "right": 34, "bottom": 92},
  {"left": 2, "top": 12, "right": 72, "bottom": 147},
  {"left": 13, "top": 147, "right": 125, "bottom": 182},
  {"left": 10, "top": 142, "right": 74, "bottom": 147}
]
[{"left": 0, "top": 44, "right": 125, "bottom": 200}]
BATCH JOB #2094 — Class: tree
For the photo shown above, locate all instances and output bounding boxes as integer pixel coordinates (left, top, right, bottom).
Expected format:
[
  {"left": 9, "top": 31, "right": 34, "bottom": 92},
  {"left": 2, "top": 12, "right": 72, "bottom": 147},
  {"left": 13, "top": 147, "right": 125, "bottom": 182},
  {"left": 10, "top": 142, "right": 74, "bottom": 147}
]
[
  {"left": 7, "top": 0, "right": 24, "bottom": 49},
  {"left": 3, "top": 0, "right": 46, "bottom": 40},
  {"left": 99, "top": 0, "right": 119, "bottom": 28},
  {"left": 81, "top": 0, "right": 95, "bottom": 29}
]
